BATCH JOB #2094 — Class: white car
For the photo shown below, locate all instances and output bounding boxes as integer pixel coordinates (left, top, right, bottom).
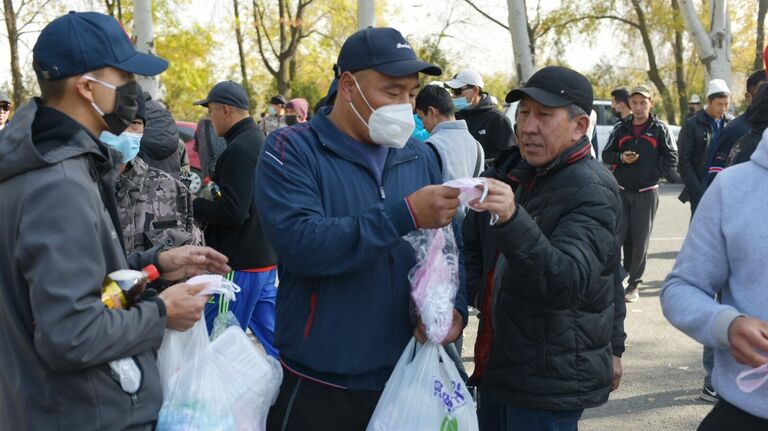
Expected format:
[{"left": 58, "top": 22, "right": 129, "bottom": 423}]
[{"left": 505, "top": 100, "right": 681, "bottom": 162}]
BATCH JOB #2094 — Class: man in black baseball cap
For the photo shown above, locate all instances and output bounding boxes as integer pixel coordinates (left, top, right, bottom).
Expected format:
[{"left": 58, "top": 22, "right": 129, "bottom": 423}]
[
  {"left": 258, "top": 27, "right": 469, "bottom": 431},
  {"left": 193, "top": 80, "right": 280, "bottom": 361},
  {"left": 0, "top": 12, "right": 231, "bottom": 431},
  {"left": 465, "top": 66, "right": 623, "bottom": 430}
]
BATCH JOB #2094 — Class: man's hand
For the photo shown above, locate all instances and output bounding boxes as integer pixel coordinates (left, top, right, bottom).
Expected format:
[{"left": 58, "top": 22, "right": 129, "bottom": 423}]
[
  {"left": 414, "top": 309, "right": 464, "bottom": 346},
  {"left": 621, "top": 151, "right": 639, "bottom": 164},
  {"left": 728, "top": 316, "right": 768, "bottom": 368},
  {"left": 406, "top": 185, "right": 460, "bottom": 229},
  {"left": 611, "top": 355, "right": 623, "bottom": 391},
  {"left": 157, "top": 245, "right": 230, "bottom": 281},
  {"left": 158, "top": 283, "right": 210, "bottom": 331},
  {"left": 468, "top": 178, "right": 516, "bottom": 224}
]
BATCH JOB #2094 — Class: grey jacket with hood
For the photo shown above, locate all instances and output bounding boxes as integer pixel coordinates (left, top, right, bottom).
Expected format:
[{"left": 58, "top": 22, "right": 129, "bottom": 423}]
[
  {"left": 138, "top": 95, "right": 181, "bottom": 178},
  {"left": 0, "top": 100, "right": 167, "bottom": 430}
]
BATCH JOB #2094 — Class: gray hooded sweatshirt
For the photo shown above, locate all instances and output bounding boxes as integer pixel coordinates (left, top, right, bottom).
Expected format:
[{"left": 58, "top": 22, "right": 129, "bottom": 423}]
[
  {"left": 661, "top": 128, "right": 768, "bottom": 419},
  {"left": 0, "top": 100, "right": 167, "bottom": 430}
]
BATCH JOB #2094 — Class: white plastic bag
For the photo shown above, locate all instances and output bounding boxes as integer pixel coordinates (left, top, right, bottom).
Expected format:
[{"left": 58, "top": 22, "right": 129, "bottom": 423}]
[
  {"left": 367, "top": 337, "right": 478, "bottom": 431},
  {"left": 157, "top": 326, "right": 283, "bottom": 431},
  {"left": 157, "top": 274, "right": 241, "bottom": 393},
  {"left": 156, "top": 314, "right": 210, "bottom": 394},
  {"left": 405, "top": 227, "right": 460, "bottom": 344}
]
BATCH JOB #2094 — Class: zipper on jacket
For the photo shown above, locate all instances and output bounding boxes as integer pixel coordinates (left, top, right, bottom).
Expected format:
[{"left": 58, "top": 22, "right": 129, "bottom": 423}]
[
  {"left": 130, "top": 393, "right": 140, "bottom": 408},
  {"left": 379, "top": 186, "right": 386, "bottom": 199}
]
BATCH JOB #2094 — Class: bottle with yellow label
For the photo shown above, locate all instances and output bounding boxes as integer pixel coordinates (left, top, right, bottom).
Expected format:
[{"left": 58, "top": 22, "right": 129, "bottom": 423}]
[{"left": 101, "top": 265, "right": 160, "bottom": 309}]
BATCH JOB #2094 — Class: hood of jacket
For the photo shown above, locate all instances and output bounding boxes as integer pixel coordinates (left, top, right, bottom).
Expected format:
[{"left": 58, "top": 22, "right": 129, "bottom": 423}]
[
  {"left": 0, "top": 99, "right": 112, "bottom": 183},
  {"left": 462, "top": 93, "right": 497, "bottom": 115},
  {"left": 139, "top": 97, "right": 179, "bottom": 160},
  {"left": 749, "top": 88, "right": 768, "bottom": 132},
  {"left": 749, "top": 129, "right": 768, "bottom": 169}
]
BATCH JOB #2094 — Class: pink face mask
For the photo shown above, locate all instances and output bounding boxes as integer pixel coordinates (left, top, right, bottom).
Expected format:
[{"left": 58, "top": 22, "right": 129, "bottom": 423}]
[
  {"left": 737, "top": 363, "right": 768, "bottom": 393},
  {"left": 443, "top": 178, "right": 499, "bottom": 225}
]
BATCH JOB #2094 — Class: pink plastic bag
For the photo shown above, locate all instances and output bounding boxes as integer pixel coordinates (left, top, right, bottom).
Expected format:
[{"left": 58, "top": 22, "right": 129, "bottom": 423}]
[{"left": 405, "top": 227, "right": 460, "bottom": 344}]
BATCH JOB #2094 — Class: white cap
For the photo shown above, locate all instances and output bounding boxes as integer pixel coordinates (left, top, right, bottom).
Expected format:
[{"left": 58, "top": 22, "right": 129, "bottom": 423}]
[
  {"left": 706, "top": 79, "right": 730, "bottom": 98},
  {"left": 688, "top": 94, "right": 701, "bottom": 104},
  {"left": 445, "top": 69, "right": 484, "bottom": 89}
]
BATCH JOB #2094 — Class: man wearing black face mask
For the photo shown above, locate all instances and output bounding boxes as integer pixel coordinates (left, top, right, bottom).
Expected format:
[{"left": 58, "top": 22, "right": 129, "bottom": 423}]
[{"left": 0, "top": 12, "right": 231, "bottom": 430}]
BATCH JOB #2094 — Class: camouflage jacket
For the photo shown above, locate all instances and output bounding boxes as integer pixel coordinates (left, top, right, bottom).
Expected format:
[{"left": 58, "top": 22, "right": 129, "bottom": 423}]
[
  {"left": 115, "top": 157, "right": 204, "bottom": 254},
  {"left": 259, "top": 114, "right": 286, "bottom": 137}
]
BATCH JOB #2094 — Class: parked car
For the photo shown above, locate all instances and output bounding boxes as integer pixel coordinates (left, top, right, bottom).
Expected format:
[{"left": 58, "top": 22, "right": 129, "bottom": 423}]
[{"left": 175, "top": 121, "right": 202, "bottom": 193}]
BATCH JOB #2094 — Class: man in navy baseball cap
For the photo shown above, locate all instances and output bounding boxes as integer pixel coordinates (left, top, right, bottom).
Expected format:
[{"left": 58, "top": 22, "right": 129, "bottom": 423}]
[
  {"left": 0, "top": 11, "right": 231, "bottom": 430},
  {"left": 32, "top": 11, "right": 168, "bottom": 137},
  {"left": 260, "top": 27, "right": 469, "bottom": 431}
]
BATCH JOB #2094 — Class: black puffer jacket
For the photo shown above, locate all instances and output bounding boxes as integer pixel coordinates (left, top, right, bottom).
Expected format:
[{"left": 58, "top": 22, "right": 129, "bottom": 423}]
[
  {"left": 139, "top": 96, "right": 181, "bottom": 178},
  {"left": 481, "top": 137, "right": 621, "bottom": 411},
  {"left": 455, "top": 93, "right": 514, "bottom": 160},
  {"left": 677, "top": 109, "right": 731, "bottom": 204}
]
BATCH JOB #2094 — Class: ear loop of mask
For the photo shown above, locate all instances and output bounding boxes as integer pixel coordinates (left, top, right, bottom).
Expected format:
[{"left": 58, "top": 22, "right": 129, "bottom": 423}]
[
  {"left": 83, "top": 75, "right": 117, "bottom": 117},
  {"left": 348, "top": 75, "right": 375, "bottom": 128}
]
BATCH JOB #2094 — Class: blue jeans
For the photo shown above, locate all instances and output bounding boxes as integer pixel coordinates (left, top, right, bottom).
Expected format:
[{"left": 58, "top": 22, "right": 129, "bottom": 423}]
[
  {"left": 205, "top": 268, "right": 278, "bottom": 357},
  {"left": 478, "top": 399, "right": 583, "bottom": 431}
]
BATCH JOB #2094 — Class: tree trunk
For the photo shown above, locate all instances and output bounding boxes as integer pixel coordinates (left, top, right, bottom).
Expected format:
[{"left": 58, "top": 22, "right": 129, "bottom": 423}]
[
  {"left": 708, "top": 0, "right": 732, "bottom": 88},
  {"left": 276, "top": 0, "right": 289, "bottom": 97},
  {"left": 631, "top": 0, "right": 677, "bottom": 124},
  {"left": 3, "top": 0, "right": 24, "bottom": 106},
  {"left": 756, "top": 0, "right": 767, "bottom": 71},
  {"left": 679, "top": 0, "right": 731, "bottom": 88},
  {"left": 133, "top": 0, "right": 159, "bottom": 97},
  {"left": 671, "top": 0, "right": 688, "bottom": 122},
  {"left": 357, "top": 0, "right": 375, "bottom": 30},
  {"left": 233, "top": 0, "right": 253, "bottom": 113},
  {"left": 507, "top": 0, "right": 535, "bottom": 85}
]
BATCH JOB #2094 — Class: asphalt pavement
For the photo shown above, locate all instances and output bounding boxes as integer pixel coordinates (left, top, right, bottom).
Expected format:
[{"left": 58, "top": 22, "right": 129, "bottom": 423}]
[{"left": 461, "top": 182, "right": 715, "bottom": 430}]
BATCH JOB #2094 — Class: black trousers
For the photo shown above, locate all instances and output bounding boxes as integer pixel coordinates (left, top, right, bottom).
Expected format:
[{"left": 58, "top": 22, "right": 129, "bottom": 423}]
[
  {"left": 698, "top": 399, "right": 768, "bottom": 431},
  {"left": 619, "top": 189, "right": 659, "bottom": 286},
  {"left": 266, "top": 369, "right": 382, "bottom": 431}
]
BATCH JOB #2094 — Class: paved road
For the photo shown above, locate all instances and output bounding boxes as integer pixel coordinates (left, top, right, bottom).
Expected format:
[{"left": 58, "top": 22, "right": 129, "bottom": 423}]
[{"left": 461, "top": 182, "right": 715, "bottom": 429}]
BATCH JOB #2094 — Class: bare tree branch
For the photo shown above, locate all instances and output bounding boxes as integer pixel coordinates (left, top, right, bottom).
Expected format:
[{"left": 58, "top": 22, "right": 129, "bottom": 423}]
[
  {"left": 535, "top": 14, "right": 640, "bottom": 39},
  {"left": 252, "top": 0, "right": 277, "bottom": 77},
  {"left": 253, "top": 0, "right": 279, "bottom": 59},
  {"left": 462, "top": 0, "right": 509, "bottom": 30}
]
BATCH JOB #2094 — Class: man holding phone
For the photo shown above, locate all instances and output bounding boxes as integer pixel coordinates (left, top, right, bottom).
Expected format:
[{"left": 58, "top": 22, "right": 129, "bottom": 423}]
[{"left": 602, "top": 85, "right": 678, "bottom": 302}]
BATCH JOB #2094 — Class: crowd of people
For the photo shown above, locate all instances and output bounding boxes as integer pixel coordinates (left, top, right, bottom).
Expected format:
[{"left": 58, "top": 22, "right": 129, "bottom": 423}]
[{"left": 0, "top": 9, "right": 767, "bottom": 431}]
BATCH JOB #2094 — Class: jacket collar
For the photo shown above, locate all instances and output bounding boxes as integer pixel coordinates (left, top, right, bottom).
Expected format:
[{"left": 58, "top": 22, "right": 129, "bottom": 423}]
[
  {"left": 224, "top": 116, "right": 256, "bottom": 142},
  {"left": 748, "top": 129, "right": 768, "bottom": 169},
  {"left": 118, "top": 156, "right": 150, "bottom": 193},
  {"left": 309, "top": 108, "right": 419, "bottom": 168},
  {"left": 620, "top": 112, "right": 661, "bottom": 133},
  {"left": 503, "top": 136, "right": 593, "bottom": 187},
  {"left": 432, "top": 119, "right": 468, "bottom": 134}
]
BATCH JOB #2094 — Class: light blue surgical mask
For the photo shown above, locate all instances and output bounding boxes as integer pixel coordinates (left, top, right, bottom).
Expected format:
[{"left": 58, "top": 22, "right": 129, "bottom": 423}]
[
  {"left": 453, "top": 97, "right": 470, "bottom": 111},
  {"left": 268, "top": 106, "right": 277, "bottom": 115},
  {"left": 100, "top": 130, "right": 142, "bottom": 164}
]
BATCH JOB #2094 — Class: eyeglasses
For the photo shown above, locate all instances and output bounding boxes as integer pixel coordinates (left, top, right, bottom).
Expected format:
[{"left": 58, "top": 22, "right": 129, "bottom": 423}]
[
  {"left": 450, "top": 86, "right": 472, "bottom": 97},
  {"left": 0, "top": 104, "right": 10, "bottom": 112}
]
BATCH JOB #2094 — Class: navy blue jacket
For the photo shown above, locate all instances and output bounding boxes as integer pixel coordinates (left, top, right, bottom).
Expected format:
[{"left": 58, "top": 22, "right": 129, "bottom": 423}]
[
  {"left": 703, "top": 108, "right": 751, "bottom": 188},
  {"left": 254, "top": 110, "right": 468, "bottom": 390}
]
